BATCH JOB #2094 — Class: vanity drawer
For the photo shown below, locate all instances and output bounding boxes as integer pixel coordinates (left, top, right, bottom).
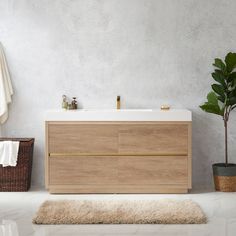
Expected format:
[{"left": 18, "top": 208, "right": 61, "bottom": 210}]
[
  {"left": 49, "top": 155, "right": 188, "bottom": 186},
  {"left": 118, "top": 124, "right": 188, "bottom": 155},
  {"left": 118, "top": 156, "right": 188, "bottom": 185},
  {"left": 49, "top": 156, "right": 118, "bottom": 185},
  {"left": 48, "top": 123, "right": 119, "bottom": 153},
  {"left": 48, "top": 123, "right": 188, "bottom": 155}
]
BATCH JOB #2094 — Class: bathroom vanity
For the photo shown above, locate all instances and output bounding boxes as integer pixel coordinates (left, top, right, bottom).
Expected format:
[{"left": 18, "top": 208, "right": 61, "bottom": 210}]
[{"left": 45, "top": 109, "right": 192, "bottom": 193}]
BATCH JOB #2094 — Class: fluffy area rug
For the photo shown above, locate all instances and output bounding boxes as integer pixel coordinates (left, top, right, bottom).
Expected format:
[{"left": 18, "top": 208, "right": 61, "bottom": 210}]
[{"left": 33, "top": 199, "right": 207, "bottom": 224}]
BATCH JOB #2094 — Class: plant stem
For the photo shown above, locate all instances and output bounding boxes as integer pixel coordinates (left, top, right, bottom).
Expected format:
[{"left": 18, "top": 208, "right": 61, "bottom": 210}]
[{"left": 224, "top": 119, "right": 228, "bottom": 166}]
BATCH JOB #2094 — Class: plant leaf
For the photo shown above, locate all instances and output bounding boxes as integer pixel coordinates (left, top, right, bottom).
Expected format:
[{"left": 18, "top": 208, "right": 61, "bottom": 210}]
[
  {"left": 229, "top": 89, "right": 236, "bottom": 98},
  {"left": 228, "top": 72, "right": 236, "bottom": 82},
  {"left": 200, "top": 103, "right": 223, "bottom": 116},
  {"left": 228, "top": 97, "right": 236, "bottom": 105},
  {"left": 225, "top": 52, "right": 236, "bottom": 73},
  {"left": 227, "top": 89, "right": 236, "bottom": 105},
  {"left": 211, "top": 72, "right": 226, "bottom": 87},
  {"left": 217, "top": 96, "right": 225, "bottom": 103},
  {"left": 213, "top": 58, "right": 226, "bottom": 71},
  {"left": 207, "top": 92, "right": 218, "bottom": 105},
  {"left": 212, "top": 84, "right": 225, "bottom": 97},
  {"left": 232, "top": 77, "right": 236, "bottom": 88},
  {"left": 232, "top": 88, "right": 236, "bottom": 96}
]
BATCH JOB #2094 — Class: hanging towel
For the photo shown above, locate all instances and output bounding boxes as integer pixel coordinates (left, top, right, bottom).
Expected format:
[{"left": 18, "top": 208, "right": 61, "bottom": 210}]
[
  {"left": 0, "top": 220, "right": 19, "bottom": 236},
  {"left": 0, "top": 141, "right": 19, "bottom": 167},
  {"left": 0, "top": 42, "right": 14, "bottom": 125}
]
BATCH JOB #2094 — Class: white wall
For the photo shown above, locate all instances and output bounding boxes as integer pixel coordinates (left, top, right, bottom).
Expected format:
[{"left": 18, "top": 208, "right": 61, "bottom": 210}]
[{"left": 0, "top": 0, "right": 236, "bottom": 188}]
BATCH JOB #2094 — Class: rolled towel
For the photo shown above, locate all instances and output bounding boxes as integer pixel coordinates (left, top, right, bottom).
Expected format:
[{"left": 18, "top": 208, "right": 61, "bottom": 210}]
[{"left": 0, "top": 141, "right": 20, "bottom": 167}]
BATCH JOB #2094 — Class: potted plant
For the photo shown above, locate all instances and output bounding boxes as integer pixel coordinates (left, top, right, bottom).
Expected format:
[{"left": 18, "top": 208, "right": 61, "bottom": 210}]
[{"left": 200, "top": 52, "right": 236, "bottom": 192}]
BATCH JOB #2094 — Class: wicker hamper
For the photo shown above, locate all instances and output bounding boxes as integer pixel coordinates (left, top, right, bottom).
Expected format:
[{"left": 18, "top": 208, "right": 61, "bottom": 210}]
[{"left": 0, "top": 138, "right": 34, "bottom": 191}]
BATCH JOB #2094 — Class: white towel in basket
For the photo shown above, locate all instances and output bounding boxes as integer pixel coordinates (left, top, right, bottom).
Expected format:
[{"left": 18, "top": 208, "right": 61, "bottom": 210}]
[{"left": 0, "top": 141, "right": 19, "bottom": 167}]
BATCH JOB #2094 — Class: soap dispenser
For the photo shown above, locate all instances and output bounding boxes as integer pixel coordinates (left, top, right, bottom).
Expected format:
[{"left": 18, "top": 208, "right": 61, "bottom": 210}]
[
  {"left": 71, "top": 97, "right": 78, "bottom": 109},
  {"left": 62, "top": 95, "right": 68, "bottom": 109}
]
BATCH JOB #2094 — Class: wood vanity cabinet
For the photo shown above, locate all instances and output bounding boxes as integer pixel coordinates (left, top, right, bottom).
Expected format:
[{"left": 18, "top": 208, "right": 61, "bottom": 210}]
[{"left": 45, "top": 122, "right": 191, "bottom": 193}]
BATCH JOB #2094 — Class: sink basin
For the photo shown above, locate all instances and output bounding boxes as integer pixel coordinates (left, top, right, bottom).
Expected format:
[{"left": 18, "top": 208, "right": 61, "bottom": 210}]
[
  {"left": 45, "top": 109, "right": 192, "bottom": 121},
  {"left": 81, "top": 109, "right": 153, "bottom": 112}
]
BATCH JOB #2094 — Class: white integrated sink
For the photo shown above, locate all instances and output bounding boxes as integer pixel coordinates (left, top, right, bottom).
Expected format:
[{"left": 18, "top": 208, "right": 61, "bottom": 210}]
[
  {"left": 81, "top": 109, "right": 153, "bottom": 112},
  {"left": 45, "top": 109, "right": 192, "bottom": 121}
]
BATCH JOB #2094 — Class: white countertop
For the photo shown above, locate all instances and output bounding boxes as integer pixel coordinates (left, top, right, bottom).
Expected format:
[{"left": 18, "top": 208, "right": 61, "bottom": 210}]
[{"left": 45, "top": 109, "right": 192, "bottom": 121}]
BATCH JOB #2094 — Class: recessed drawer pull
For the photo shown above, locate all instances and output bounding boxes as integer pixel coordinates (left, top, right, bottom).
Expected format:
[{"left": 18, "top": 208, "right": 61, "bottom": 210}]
[{"left": 49, "top": 152, "right": 188, "bottom": 157}]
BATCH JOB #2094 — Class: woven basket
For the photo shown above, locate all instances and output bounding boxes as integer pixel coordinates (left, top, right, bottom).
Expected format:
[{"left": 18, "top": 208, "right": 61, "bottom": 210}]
[
  {"left": 0, "top": 138, "right": 34, "bottom": 192},
  {"left": 214, "top": 175, "right": 236, "bottom": 192}
]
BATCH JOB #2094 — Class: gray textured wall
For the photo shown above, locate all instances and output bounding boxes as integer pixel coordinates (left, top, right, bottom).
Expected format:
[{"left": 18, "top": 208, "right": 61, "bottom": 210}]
[{"left": 0, "top": 0, "right": 236, "bottom": 188}]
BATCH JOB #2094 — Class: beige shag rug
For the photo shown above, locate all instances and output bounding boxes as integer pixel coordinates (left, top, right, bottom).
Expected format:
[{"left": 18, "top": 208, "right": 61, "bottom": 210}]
[{"left": 33, "top": 199, "right": 207, "bottom": 224}]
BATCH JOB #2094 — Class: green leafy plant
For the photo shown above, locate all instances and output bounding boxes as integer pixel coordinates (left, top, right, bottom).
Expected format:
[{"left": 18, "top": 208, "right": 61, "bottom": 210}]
[{"left": 200, "top": 52, "right": 236, "bottom": 166}]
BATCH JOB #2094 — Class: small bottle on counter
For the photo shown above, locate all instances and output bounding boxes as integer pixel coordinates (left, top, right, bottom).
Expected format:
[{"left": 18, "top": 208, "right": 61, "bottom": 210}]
[
  {"left": 62, "top": 95, "right": 68, "bottom": 109},
  {"left": 71, "top": 97, "right": 78, "bottom": 109}
]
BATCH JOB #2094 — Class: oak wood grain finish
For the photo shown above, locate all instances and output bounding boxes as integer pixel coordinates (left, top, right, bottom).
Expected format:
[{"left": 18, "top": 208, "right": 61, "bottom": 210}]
[
  {"left": 118, "top": 156, "right": 188, "bottom": 185},
  {"left": 45, "top": 121, "right": 192, "bottom": 193},
  {"left": 48, "top": 184, "right": 188, "bottom": 194},
  {"left": 118, "top": 124, "right": 188, "bottom": 154},
  {"left": 48, "top": 124, "right": 119, "bottom": 153},
  {"left": 48, "top": 122, "right": 188, "bottom": 155},
  {"left": 49, "top": 155, "right": 187, "bottom": 186},
  {"left": 45, "top": 122, "right": 49, "bottom": 189},
  {"left": 49, "top": 156, "right": 118, "bottom": 185},
  {"left": 188, "top": 123, "right": 192, "bottom": 188}
]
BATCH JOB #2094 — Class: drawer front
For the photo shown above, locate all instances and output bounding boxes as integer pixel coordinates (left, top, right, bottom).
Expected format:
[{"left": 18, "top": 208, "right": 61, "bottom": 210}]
[
  {"left": 49, "top": 156, "right": 118, "bottom": 185},
  {"left": 48, "top": 124, "right": 119, "bottom": 153},
  {"left": 118, "top": 156, "right": 188, "bottom": 185},
  {"left": 49, "top": 155, "right": 187, "bottom": 186},
  {"left": 118, "top": 124, "right": 188, "bottom": 155}
]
